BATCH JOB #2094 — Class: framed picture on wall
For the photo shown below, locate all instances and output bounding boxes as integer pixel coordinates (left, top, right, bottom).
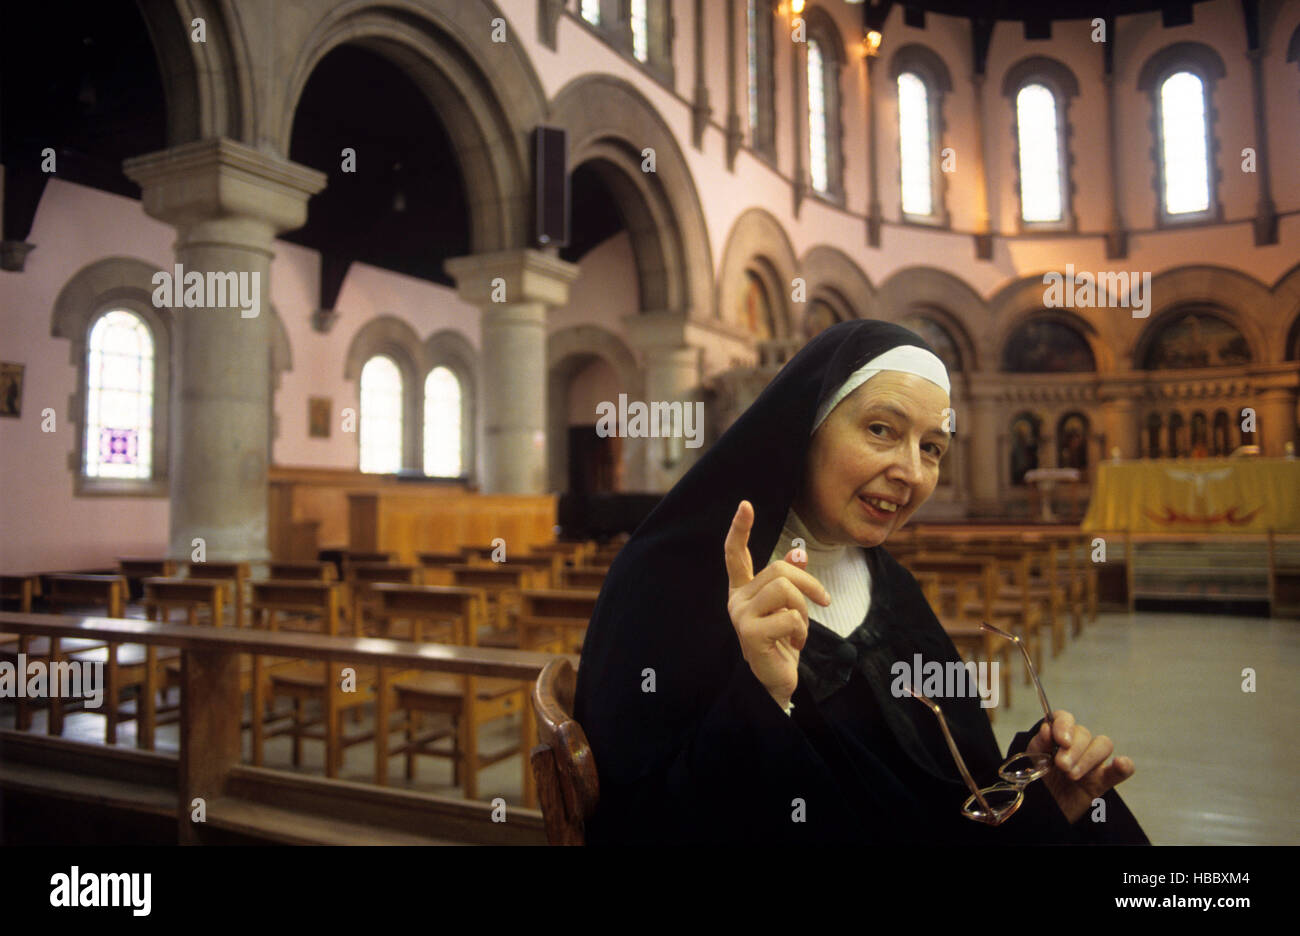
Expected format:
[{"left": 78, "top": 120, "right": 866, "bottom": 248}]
[
  {"left": 308, "top": 396, "right": 331, "bottom": 438},
  {"left": 0, "top": 362, "right": 23, "bottom": 418}
]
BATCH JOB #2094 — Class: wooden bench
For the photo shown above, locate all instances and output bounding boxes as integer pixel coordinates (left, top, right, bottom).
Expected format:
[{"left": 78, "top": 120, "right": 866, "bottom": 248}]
[
  {"left": 515, "top": 589, "right": 600, "bottom": 654},
  {"left": 267, "top": 561, "right": 337, "bottom": 583},
  {"left": 0, "top": 612, "right": 562, "bottom": 843},
  {"left": 560, "top": 566, "right": 609, "bottom": 591},
  {"left": 346, "top": 563, "right": 419, "bottom": 637}
]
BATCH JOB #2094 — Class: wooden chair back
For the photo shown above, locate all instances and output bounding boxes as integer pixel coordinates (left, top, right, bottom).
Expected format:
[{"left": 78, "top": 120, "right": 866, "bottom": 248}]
[
  {"left": 267, "top": 561, "right": 337, "bottom": 582},
  {"left": 370, "top": 584, "right": 485, "bottom": 643},
  {"left": 347, "top": 563, "right": 419, "bottom": 635},
  {"left": 530, "top": 658, "right": 598, "bottom": 846},
  {"left": 449, "top": 565, "right": 532, "bottom": 629},
  {"left": 186, "top": 561, "right": 250, "bottom": 628},
  {"left": 561, "top": 566, "right": 608, "bottom": 591},
  {"left": 517, "top": 589, "right": 599, "bottom": 653},
  {"left": 142, "top": 577, "right": 227, "bottom": 627},
  {"left": 249, "top": 580, "right": 342, "bottom": 635},
  {"left": 45, "top": 573, "right": 126, "bottom": 617},
  {"left": 0, "top": 574, "right": 37, "bottom": 614}
]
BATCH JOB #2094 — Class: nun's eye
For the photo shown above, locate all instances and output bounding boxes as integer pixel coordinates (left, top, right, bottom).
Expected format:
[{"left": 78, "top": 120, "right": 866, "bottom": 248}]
[
  {"left": 923, "top": 442, "right": 945, "bottom": 458},
  {"left": 868, "top": 423, "right": 892, "bottom": 439}
]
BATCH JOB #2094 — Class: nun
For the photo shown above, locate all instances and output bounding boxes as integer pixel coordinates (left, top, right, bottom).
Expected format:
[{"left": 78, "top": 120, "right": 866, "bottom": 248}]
[{"left": 573, "top": 320, "right": 1147, "bottom": 845}]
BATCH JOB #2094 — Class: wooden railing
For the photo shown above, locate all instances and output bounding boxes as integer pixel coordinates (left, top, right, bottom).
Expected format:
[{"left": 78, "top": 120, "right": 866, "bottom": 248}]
[{"left": 0, "top": 612, "right": 574, "bottom": 845}]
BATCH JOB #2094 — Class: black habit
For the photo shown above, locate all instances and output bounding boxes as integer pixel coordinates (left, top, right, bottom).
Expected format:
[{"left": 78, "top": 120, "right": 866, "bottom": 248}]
[{"left": 574, "top": 320, "right": 1149, "bottom": 845}]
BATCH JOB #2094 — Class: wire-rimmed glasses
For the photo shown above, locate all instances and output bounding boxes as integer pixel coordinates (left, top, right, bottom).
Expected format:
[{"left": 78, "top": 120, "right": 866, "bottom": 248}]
[{"left": 901, "top": 620, "right": 1056, "bottom": 826}]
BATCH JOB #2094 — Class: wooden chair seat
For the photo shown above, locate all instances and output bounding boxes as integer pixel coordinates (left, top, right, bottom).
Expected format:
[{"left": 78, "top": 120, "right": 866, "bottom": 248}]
[
  {"left": 392, "top": 672, "right": 526, "bottom": 705},
  {"left": 269, "top": 661, "right": 378, "bottom": 697}
]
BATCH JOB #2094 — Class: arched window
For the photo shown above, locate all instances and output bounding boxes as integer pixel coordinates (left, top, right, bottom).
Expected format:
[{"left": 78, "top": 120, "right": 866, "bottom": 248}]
[
  {"left": 742, "top": 269, "right": 776, "bottom": 340},
  {"left": 803, "top": 10, "right": 845, "bottom": 201},
  {"left": 359, "top": 355, "right": 403, "bottom": 474},
  {"left": 808, "top": 39, "right": 829, "bottom": 193},
  {"left": 423, "top": 366, "right": 463, "bottom": 478},
  {"left": 890, "top": 44, "right": 951, "bottom": 225},
  {"left": 1002, "top": 57, "right": 1078, "bottom": 230},
  {"left": 580, "top": 0, "right": 673, "bottom": 84},
  {"left": 1159, "top": 72, "right": 1210, "bottom": 215},
  {"left": 1016, "top": 84, "right": 1062, "bottom": 221},
  {"left": 747, "top": 0, "right": 776, "bottom": 157},
  {"left": 897, "top": 72, "right": 932, "bottom": 216},
  {"left": 85, "top": 309, "right": 154, "bottom": 479},
  {"left": 1138, "top": 42, "right": 1225, "bottom": 225}
]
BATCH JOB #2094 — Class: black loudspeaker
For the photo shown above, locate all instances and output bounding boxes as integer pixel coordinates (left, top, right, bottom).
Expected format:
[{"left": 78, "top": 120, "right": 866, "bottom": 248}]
[{"left": 533, "top": 126, "right": 569, "bottom": 248}]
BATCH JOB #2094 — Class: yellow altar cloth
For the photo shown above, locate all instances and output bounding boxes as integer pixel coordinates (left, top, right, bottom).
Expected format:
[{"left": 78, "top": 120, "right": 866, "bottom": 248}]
[{"left": 1082, "top": 458, "right": 1300, "bottom": 533}]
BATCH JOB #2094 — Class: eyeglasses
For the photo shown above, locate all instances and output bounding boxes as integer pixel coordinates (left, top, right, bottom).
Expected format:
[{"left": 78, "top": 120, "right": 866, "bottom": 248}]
[{"left": 901, "top": 620, "right": 1055, "bottom": 826}]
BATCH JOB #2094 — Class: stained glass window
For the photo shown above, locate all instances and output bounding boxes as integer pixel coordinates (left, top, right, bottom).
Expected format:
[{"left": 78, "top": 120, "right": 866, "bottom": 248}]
[
  {"left": 359, "top": 355, "right": 403, "bottom": 474},
  {"left": 85, "top": 309, "right": 153, "bottom": 479},
  {"left": 807, "top": 38, "right": 828, "bottom": 193},
  {"left": 898, "top": 71, "right": 932, "bottom": 216},
  {"left": 1016, "top": 83, "right": 1063, "bottom": 222},
  {"left": 1160, "top": 71, "right": 1210, "bottom": 215},
  {"left": 423, "top": 367, "right": 463, "bottom": 478}
]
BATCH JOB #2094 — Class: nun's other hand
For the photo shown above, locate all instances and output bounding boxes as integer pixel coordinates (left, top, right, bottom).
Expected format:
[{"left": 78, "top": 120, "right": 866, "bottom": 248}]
[
  {"left": 724, "top": 500, "right": 831, "bottom": 711},
  {"left": 1026, "top": 710, "right": 1136, "bottom": 824}
]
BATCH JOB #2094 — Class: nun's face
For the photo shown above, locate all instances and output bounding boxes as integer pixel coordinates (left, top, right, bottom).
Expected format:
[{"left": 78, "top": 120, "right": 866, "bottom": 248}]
[{"left": 793, "top": 372, "right": 950, "bottom": 547}]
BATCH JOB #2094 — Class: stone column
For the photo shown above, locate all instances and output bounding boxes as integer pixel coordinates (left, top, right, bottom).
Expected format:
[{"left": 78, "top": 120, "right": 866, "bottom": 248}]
[
  {"left": 124, "top": 140, "right": 326, "bottom": 562},
  {"left": 1100, "top": 396, "right": 1140, "bottom": 459},
  {"left": 625, "top": 312, "right": 704, "bottom": 492},
  {"left": 445, "top": 249, "right": 579, "bottom": 494},
  {"left": 1253, "top": 387, "right": 1297, "bottom": 457},
  {"left": 966, "top": 382, "right": 1002, "bottom": 511}
]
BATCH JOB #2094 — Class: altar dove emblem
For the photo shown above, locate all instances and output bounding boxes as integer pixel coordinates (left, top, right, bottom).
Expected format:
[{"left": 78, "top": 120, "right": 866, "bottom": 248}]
[{"left": 1164, "top": 466, "right": 1233, "bottom": 497}]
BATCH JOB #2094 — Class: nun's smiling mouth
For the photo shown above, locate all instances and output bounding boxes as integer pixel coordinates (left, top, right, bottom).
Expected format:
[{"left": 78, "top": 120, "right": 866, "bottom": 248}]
[{"left": 859, "top": 493, "right": 905, "bottom": 520}]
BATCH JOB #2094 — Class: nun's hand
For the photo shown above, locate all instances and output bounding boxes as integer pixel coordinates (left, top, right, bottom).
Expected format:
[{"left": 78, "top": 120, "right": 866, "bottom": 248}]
[
  {"left": 1027, "top": 710, "right": 1136, "bottom": 824},
  {"left": 724, "top": 500, "right": 831, "bottom": 711}
]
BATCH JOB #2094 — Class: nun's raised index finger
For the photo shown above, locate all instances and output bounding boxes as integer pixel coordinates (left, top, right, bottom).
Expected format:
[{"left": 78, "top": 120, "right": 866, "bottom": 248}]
[{"left": 724, "top": 500, "right": 756, "bottom": 590}]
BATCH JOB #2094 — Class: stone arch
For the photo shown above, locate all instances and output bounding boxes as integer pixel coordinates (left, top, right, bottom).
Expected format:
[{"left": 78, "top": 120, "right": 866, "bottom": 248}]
[
  {"left": 50, "top": 256, "right": 175, "bottom": 495},
  {"left": 799, "top": 245, "right": 875, "bottom": 327},
  {"left": 1126, "top": 266, "right": 1272, "bottom": 366},
  {"left": 344, "top": 315, "right": 427, "bottom": 470},
  {"left": 551, "top": 74, "right": 714, "bottom": 319},
  {"left": 987, "top": 274, "right": 1114, "bottom": 373},
  {"left": 547, "top": 324, "right": 645, "bottom": 493},
  {"left": 422, "top": 329, "right": 479, "bottom": 481},
  {"left": 876, "top": 267, "right": 985, "bottom": 370},
  {"left": 135, "top": 0, "right": 251, "bottom": 144},
  {"left": 279, "top": 0, "right": 547, "bottom": 251},
  {"left": 717, "top": 208, "right": 798, "bottom": 338},
  {"left": 997, "top": 307, "right": 1105, "bottom": 374},
  {"left": 1271, "top": 262, "right": 1300, "bottom": 360}
]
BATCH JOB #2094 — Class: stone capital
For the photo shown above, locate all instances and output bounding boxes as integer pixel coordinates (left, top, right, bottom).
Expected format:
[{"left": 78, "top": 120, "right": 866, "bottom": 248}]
[
  {"left": 622, "top": 310, "right": 691, "bottom": 351},
  {"left": 123, "top": 139, "right": 327, "bottom": 239},
  {"left": 445, "top": 249, "right": 579, "bottom": 308}
]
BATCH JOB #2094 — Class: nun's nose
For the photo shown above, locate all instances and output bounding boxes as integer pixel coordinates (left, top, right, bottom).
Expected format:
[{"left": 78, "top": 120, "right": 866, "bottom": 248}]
[{"left": 887, "top": 441, "right": 925, "bottom": 487}]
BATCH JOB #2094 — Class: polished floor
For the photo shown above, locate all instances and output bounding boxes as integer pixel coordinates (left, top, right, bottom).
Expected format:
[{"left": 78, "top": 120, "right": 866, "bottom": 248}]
[
  {"left": 5, "top": 610, "right": 1297, "bottom": 844},
  {"left": 991, "top": 611, "right": 1299, "bottom": 846}
]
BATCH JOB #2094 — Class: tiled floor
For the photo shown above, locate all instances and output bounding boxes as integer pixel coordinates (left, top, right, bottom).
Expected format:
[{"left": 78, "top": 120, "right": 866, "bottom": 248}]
[
  {"left": 991, "top": 611, "right": 1299, "bottom": 845},
  {"left": 5, "top": 610, "right": 1296, "bottom": 844}
]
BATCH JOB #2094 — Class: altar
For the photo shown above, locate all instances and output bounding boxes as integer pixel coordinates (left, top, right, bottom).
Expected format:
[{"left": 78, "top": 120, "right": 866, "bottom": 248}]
[{"left": 1081, "top": 458, "right": 1300, "bottom": 533}]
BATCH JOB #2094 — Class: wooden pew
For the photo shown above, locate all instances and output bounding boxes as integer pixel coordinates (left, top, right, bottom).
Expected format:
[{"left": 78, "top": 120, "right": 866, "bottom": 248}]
[
  {"left": 449, "top": 564, "right": 534, "bottom": 635},
  {"left": 117, "top": 558, "right": 178, "bottom": 601},
  {"left": 0, "top": 611, "right": 561, "bottom": 843},
  {"left": 416, "top": 551, "right": 468, "bottom": 587}
]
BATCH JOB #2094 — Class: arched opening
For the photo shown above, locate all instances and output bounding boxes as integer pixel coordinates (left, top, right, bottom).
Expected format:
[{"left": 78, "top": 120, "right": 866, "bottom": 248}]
[
  {"left": 1140, "top": 310, "right": 1252, "bottom": 370},
  {"left": 1002, "top": 318, "right": 1096, "bottom": 372}
]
